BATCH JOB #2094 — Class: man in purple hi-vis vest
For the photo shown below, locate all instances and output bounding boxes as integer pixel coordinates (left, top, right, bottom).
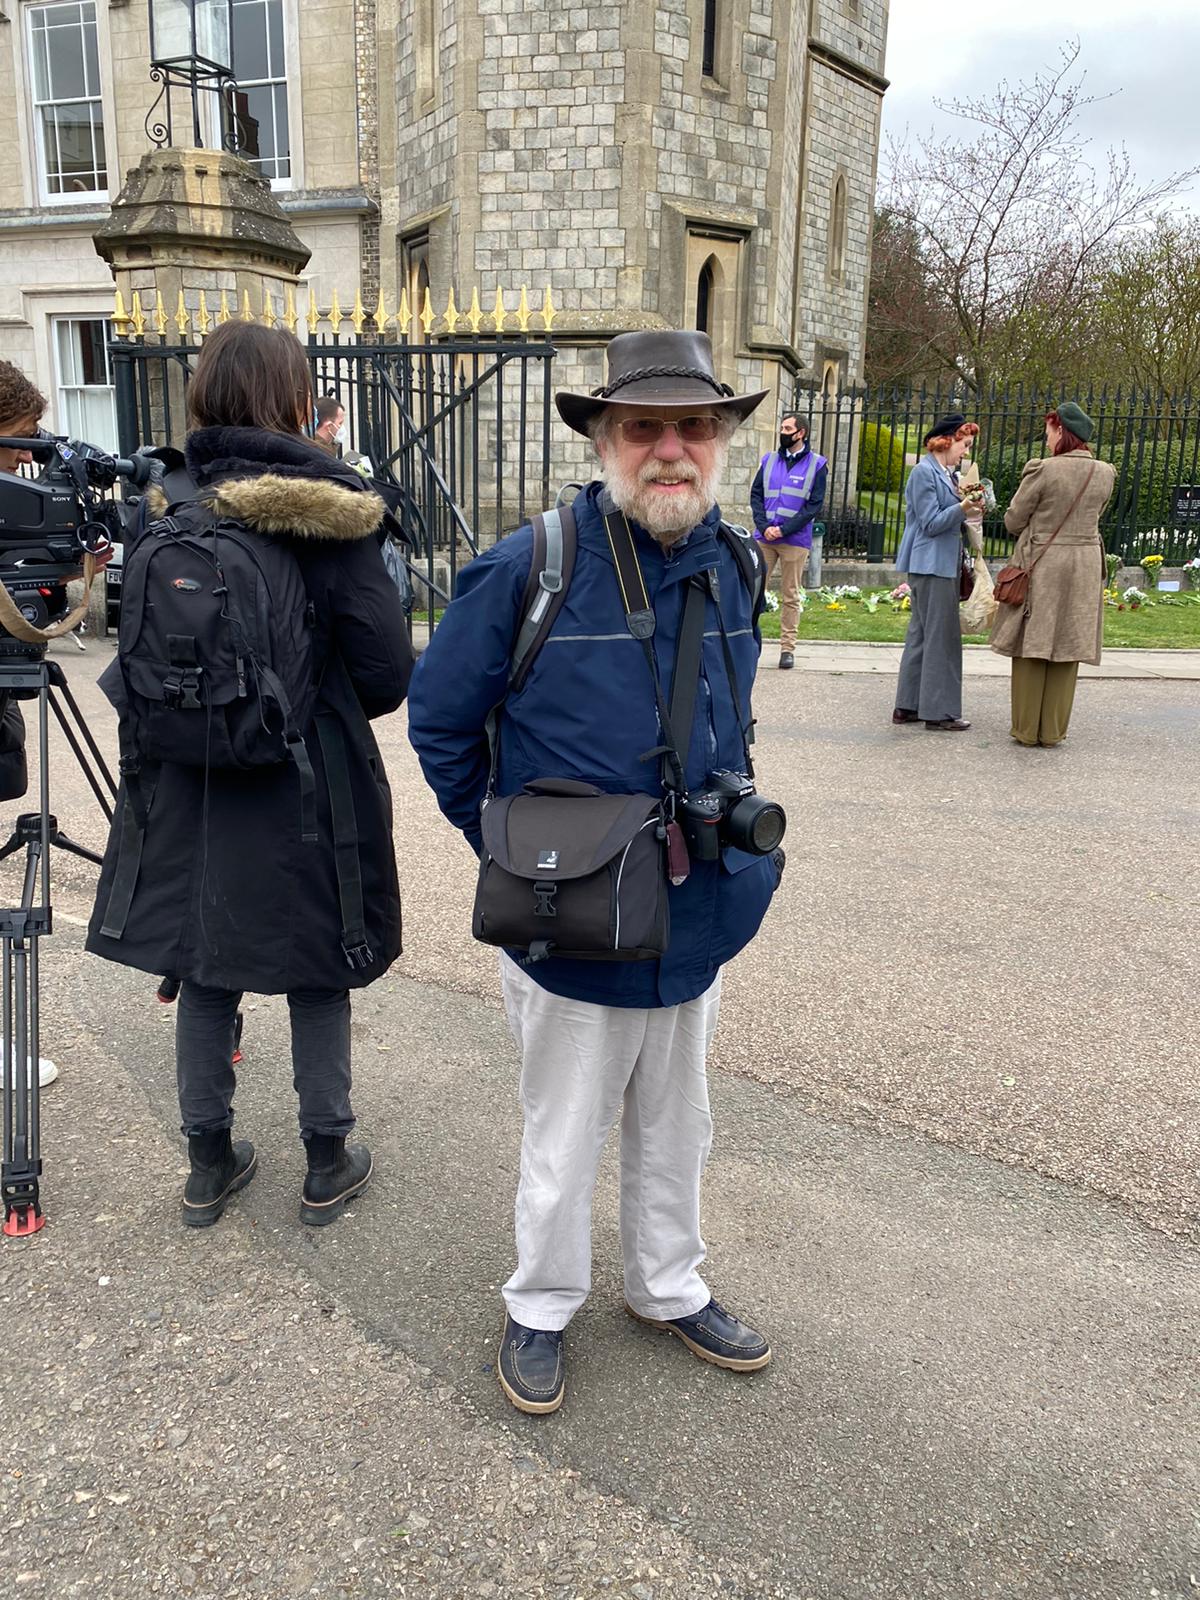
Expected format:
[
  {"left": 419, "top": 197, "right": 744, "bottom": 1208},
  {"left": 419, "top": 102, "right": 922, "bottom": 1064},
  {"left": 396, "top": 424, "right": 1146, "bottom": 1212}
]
[{"left": 749, "top": 413, "right": 827, "bottom": 668}]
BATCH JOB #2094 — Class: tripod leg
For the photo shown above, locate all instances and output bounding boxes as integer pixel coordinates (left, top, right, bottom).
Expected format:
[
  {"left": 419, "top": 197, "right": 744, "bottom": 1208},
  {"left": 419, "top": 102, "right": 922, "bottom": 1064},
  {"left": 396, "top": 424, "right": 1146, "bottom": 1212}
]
[
  {"left": 47, "top": 690, "right": 115, "bottom": 823},
  {"left": 1, "top": 926, "right": 44, "bottom": 1237}
]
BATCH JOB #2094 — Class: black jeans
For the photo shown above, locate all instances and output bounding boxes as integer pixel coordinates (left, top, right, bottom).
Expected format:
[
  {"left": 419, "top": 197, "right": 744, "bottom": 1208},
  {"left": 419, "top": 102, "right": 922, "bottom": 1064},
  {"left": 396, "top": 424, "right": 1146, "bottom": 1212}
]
[{"left": 176, "top": 981, "right": 354, "bottom": 1140}]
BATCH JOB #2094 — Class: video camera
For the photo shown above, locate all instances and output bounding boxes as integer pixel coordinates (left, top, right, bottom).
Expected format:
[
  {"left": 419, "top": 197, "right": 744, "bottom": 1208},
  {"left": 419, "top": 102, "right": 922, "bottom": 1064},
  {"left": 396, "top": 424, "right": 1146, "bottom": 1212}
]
[{"left": 0, "top": 432, "right": 158, "bottom": 635}]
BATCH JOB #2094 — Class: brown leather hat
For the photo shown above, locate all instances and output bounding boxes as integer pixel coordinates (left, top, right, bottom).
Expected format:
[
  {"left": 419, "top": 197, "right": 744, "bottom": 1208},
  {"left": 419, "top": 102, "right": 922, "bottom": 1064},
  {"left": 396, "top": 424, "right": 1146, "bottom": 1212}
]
[{"left": 556, "top": 330, "right": 769, "bottom": 436}]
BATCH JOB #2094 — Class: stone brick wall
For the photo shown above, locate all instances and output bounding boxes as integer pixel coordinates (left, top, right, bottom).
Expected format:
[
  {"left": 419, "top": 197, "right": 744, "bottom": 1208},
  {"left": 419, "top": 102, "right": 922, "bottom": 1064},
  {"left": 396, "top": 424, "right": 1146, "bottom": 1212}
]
[
  {"left": 471, "top": 2, "right": 626, "bottom": 305},
  {"left": 793, "top": 56, "right": 881, "bottom": 383},
  {"left": 645, "top": 0, "right": 777, "bottom": 333},
  {"left": 390, "top": 0, "right": 457, "bottom": 284}
]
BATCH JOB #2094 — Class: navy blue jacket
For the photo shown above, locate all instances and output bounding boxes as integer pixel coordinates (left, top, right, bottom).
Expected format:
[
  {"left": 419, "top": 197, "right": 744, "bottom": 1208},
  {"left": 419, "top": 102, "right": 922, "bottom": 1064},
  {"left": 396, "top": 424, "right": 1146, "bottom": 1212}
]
[{"left": 407, "top": 483, "right": 780, "bottom": 1008}]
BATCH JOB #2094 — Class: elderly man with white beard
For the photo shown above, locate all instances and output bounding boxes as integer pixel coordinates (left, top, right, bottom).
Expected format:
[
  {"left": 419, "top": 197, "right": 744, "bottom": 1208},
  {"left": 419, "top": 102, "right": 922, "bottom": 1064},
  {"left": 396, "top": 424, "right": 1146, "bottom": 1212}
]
[{"left": 408, "top": 332, "right": 785, "bottom": 1415}]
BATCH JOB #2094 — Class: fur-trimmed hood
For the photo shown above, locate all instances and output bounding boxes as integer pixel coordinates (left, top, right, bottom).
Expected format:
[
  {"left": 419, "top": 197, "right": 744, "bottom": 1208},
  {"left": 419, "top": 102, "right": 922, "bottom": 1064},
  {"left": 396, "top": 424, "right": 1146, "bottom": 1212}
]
[{"left": 144, "top": 425, "right": 386, "bottom": 542}]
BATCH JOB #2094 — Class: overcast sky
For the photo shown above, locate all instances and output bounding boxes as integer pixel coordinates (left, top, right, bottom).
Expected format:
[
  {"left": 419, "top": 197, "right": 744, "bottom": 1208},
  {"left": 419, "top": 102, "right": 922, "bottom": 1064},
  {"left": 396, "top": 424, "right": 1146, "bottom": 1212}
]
[{"left": 880, "top": 0, "right": 1200, "bottom": 211}]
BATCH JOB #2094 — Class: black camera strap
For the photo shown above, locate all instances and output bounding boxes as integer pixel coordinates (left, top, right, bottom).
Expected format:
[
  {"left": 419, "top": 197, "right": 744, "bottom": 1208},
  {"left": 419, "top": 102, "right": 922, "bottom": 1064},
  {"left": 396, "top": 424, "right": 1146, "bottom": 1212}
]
[
  {"left": 700, "top": 567, "right": 756, "bottom": 779},
  {"left": 601, "top": 507, "right": 707, "bottom": 798}
]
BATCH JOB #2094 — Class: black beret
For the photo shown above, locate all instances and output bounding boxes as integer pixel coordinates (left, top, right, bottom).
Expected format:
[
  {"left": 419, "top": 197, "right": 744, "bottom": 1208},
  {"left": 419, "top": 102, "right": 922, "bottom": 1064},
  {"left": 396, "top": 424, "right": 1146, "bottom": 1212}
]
[{"left": 923, "top": 413, "right": 967, "bottom": 445}]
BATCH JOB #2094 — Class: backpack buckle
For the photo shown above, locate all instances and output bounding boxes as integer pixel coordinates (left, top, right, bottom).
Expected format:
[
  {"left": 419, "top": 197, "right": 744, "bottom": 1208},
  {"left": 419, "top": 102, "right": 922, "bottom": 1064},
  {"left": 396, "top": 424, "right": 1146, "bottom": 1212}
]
[
  {"left": 533, "top": 881, "right": 558, "bottom": 918},
  {"left": 341, "top": 938, "right": 374, "bottom": 971},
  {"left": 162, "top": 667, "right": 202, "bottom": 711}
]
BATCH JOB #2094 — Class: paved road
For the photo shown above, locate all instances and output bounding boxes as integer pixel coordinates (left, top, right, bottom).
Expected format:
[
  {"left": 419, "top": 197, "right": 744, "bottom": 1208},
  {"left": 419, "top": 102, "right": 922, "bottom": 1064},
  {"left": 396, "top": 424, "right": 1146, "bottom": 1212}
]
[
  {"left": 0, "top": 640, "right": 1197, "bottom": 1598},
  {"left": 772, "top": 640, "right": 1200, "bottom": 681}
]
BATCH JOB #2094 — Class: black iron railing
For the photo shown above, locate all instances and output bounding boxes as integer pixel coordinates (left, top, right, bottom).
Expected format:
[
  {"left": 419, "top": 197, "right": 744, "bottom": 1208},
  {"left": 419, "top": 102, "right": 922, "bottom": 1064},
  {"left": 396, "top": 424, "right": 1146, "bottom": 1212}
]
[
  {"left": 110, "top": 330, "right": 556, "bottom": 630},
  {"left": 792, "top": 381, "right": 1200, "bottom": 564}
]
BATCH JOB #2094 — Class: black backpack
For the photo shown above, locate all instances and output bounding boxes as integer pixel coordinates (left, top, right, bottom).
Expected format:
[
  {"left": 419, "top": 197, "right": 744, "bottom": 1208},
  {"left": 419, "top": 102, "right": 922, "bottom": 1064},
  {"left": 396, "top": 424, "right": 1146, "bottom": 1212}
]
[{"left": 117, "top": 500, "right": 316, "bottom": 777}]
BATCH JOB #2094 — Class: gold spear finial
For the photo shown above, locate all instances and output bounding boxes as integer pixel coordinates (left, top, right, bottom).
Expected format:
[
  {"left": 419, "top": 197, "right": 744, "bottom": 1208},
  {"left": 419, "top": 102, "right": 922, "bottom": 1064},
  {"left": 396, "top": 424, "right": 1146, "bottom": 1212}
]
[
  {"left": 262, "top": 293, "right": 276, "bottom": 328},
  {"left": 395, "top": 287, "right": 409, "bottom": 337},
  {"left": 175, "top": 290, "right": 189, "bottom": 339},
  {"left": 131, "top": 291, "right": 146, "bottom": 337},
  {"left": 328, "top": 287, "right": 343, "bottom": 335},
  {"left": 154, "top": 290, "right": 168, "bottom": 337},
  {"left": 240, "top": 290, "right": 254, "bottom": 323},
  {"left": 112, "top": 289, "right": 131, "bottom": 338},
  {"left": 541, "top": 286, "right": 557, "bottom": 332},
  {"left": 444, "top": 287, "right": 459, "bottom": 335},
  {"left": 419, "top": 287, "right": 435, "bottom": 336},
  {"left": 516, "top": 285, "right": 531, "bottom": 334},
  {"left": 306, "top": 292, "right": 321, "bottom": 336},
  {"left": 282, "top": 285, "right": 298, "bottom": 334},
  {"left": 351, "top": 289, "right": 366, "bottom": 336},
  {"left": 218, "top": 290, "right": 231, "bottom": 325},
  {"left": 491, "top": 286, "right": 507, "bottom": 333},
  {"left": 373, "top": 287, "right": 389, "bottom": 336},
  {"left": 196, "top": 290, "right": 211, "bottom": 338},
  {"left": 467, "top": 287, "right": 482, "bottom": 335}
]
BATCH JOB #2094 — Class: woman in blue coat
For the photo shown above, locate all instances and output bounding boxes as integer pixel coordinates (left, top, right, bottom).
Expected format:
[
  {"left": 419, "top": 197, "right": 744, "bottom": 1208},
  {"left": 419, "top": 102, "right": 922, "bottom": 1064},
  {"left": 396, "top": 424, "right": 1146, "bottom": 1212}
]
[{"left": 893, "top": 415, "right": 981, "bottom": 731}]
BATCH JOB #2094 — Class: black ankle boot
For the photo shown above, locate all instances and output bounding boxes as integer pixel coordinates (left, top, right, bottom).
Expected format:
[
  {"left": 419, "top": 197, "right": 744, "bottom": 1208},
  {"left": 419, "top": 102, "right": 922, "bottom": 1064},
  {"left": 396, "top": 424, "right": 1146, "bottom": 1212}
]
[
  {"left": 300, "top": 1134, "right": 373, "bottom": 1227},
  {"left": 181, "top": 1129, "right": 257, "bottom": 1228}
]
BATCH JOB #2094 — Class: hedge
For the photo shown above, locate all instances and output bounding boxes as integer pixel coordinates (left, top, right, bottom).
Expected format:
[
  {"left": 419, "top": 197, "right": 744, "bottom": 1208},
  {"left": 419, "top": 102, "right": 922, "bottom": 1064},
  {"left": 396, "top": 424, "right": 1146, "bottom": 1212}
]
[{"left": 857, "top": 421, "right": 906, "bottom": 494}]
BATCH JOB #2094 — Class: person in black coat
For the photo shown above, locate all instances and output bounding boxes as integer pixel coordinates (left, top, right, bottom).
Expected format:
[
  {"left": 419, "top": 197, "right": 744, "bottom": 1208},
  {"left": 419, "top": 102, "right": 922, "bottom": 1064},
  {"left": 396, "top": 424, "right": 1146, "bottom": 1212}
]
[{"left": 86, "top": 322, "right": 414, "bottom": 1228}]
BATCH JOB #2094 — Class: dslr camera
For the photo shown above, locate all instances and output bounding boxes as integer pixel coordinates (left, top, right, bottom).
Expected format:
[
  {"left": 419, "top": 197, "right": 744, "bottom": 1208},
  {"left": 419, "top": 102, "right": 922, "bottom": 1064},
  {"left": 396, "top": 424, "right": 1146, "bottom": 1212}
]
[
  {"left": 0, "top": 432, "right": 156, "bottom": 636},
  {"left": 677, "top": 769, "right": 786, "bottom": 860}
]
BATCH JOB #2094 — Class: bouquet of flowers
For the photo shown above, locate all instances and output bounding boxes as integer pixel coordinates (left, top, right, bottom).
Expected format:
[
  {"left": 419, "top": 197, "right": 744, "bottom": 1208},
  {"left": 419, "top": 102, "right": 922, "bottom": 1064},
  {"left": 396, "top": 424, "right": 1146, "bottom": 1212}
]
[
  {"left": 1183, "top": 556, "right": 1200, "bottom": 592},
  {"left": 1140, "top": 554, "right": 1164, "bottom": 588}
]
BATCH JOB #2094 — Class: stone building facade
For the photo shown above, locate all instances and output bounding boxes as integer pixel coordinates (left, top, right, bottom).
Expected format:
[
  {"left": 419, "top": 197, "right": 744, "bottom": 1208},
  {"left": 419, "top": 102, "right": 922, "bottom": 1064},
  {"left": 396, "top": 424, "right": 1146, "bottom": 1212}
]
[
  {"left": 0, "top": 0, "right": 887, "bottom": 518},
  {"left": 0, "top": 0, "right": 376, "bottom": 446},
  {"left": 387, "top": 0, "right": 889, "bottom": 502}
]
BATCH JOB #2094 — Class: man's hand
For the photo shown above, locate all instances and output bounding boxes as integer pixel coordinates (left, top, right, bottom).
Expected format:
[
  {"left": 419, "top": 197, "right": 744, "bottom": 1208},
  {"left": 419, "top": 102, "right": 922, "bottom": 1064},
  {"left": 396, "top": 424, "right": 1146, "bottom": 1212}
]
[{"left": 764, "top": 524, "right": 783, "bottom": 542}]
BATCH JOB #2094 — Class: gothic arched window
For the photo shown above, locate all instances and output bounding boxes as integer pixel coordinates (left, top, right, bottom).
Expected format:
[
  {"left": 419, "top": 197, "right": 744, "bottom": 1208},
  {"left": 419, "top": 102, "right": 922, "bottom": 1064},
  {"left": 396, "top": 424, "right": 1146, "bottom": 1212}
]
[{"left": 696, "top": 256, "right": 716, "bottom": 335}]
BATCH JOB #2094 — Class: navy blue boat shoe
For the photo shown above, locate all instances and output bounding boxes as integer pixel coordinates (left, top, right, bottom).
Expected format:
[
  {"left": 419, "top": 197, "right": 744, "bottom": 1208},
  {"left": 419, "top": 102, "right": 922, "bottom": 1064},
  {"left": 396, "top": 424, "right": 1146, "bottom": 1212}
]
[
  {"left": 498, "top": 1315, "right": 565, "bottom": 1414},
  {"left": 626, "top": 1297, "right": 771, "bottom": 1372}
]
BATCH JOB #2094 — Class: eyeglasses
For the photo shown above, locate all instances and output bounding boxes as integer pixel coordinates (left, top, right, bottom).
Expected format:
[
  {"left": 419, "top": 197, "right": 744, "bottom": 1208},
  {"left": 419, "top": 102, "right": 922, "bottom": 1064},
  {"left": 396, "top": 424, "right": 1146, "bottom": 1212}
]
[{"left": 616, "top": 415, "right": 722, "bottom": 445}]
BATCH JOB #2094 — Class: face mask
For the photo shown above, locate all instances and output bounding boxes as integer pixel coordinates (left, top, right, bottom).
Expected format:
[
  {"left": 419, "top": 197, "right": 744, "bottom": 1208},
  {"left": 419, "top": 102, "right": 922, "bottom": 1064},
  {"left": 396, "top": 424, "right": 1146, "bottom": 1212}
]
[
  {"left": 780, "top": 432, "right": 800, "bottom": 452},
  {"left": 334, "top": 425, "right": 349, "bottom": 447}
]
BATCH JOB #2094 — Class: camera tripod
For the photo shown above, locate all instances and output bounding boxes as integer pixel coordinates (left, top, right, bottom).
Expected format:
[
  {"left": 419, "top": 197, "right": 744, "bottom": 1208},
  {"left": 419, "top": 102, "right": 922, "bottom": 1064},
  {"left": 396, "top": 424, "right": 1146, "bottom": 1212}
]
[{"left": 0, "top": 645, "right": 115, "bottom": 1237}]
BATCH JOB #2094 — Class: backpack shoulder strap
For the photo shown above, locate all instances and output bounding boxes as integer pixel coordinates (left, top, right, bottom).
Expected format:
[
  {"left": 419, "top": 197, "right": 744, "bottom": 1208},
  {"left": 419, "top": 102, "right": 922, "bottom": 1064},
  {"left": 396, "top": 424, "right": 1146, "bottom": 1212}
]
[
  {"left": 509, "top": 503, "right": 577, "bottom": 693},
  {"left": 717, "top": 521, "right": 767, "bottom": 619}
]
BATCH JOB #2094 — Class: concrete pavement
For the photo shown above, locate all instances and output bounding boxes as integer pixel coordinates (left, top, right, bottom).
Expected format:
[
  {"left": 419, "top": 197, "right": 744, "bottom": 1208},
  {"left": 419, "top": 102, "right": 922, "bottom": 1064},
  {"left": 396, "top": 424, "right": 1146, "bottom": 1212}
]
[
  {"left": 769, "top": 640, "right": 1200, "bottom": 680},
  {"left": 0, "top": 638, "right": 1196, "bottom": 1599}
]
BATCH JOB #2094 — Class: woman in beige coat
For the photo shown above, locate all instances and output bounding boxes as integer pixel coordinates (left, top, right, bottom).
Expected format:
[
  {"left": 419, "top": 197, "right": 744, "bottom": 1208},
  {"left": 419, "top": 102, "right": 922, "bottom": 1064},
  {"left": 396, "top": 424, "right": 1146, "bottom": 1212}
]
[{"left": 990, "top": 401, "right": 1115, "bottom": 746}]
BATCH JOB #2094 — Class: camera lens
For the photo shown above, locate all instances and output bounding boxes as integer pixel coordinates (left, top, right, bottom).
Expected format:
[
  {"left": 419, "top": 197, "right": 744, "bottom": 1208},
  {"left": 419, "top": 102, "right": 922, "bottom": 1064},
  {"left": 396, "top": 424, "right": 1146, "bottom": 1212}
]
[{"left": 724, "top": 795, "right": 786, "bottom": 856}]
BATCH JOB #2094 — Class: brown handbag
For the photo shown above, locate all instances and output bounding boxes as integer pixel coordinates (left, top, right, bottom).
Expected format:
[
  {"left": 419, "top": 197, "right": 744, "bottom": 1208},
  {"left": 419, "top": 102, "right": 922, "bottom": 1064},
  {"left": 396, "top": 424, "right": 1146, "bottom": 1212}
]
[{"left": 994, "top": 463, "right": 1097, "bottom": 607}]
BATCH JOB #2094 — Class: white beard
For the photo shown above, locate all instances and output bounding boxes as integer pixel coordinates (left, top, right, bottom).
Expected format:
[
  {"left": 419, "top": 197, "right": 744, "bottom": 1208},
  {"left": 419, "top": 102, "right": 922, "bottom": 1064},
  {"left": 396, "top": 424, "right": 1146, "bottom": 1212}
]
[{"left": 603, "top": 442, "right": 729, "bottom": 543}]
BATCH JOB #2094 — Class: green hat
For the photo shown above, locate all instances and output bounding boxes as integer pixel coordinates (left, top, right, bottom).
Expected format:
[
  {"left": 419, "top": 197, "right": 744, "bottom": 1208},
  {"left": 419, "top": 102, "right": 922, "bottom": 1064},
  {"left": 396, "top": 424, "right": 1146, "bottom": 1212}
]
[{"left": 1054, "top": 400, "right": 1093, "bottom": 442}]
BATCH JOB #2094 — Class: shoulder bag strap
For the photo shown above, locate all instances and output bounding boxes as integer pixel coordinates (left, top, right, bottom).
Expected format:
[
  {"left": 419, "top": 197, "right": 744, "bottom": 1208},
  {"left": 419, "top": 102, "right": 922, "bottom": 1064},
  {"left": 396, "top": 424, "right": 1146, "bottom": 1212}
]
[
  {"left": 1026, "top": 462, "right": 1097, "bottom": 573},
  {"left": 664, "top": 578, "right": 709, "bottom": 792}
]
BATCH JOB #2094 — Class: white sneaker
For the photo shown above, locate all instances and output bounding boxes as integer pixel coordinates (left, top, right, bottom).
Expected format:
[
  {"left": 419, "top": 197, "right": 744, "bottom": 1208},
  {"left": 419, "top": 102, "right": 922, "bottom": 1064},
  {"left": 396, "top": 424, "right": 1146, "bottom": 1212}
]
[{"left": 38, "top": 1057, "right": 58, "bottom": 1088}]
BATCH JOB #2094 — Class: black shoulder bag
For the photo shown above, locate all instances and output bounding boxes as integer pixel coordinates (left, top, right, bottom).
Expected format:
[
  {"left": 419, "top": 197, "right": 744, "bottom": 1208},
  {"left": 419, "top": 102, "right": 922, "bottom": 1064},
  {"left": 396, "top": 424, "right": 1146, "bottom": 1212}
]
[{"left": 471, "top": 510, "right": 708, "bottom": 964}]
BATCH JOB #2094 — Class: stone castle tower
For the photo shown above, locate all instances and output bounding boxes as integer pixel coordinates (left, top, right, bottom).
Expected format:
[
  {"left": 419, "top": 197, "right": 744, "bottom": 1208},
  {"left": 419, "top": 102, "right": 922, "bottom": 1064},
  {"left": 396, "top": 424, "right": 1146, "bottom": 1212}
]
[{"left": 384, "top": 0, "right": 889, "bottom": 493}]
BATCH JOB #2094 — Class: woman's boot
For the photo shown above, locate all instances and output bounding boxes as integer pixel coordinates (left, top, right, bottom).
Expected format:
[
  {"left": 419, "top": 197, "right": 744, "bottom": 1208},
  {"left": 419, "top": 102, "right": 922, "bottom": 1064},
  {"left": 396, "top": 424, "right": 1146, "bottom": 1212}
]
[
  {"left": 181, "top": 1130, "right": 257, "bottom": 1228},
  {"left": 300, "top": 1134, "right": 373, "bottom": 1227}
]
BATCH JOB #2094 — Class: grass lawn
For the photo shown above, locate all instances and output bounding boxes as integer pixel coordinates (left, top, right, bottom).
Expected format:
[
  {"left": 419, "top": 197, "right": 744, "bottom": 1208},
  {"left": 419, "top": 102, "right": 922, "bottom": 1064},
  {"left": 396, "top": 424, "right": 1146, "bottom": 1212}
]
[{"left": 758, "top": 589, "right": 1200, "bottom": 649}]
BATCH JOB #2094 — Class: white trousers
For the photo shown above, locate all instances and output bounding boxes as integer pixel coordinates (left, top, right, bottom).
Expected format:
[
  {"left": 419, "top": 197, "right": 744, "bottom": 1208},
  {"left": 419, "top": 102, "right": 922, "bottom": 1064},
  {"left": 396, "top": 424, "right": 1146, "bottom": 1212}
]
[{"left": 499, "top": 955, "right": 722, "bottom": 1332}]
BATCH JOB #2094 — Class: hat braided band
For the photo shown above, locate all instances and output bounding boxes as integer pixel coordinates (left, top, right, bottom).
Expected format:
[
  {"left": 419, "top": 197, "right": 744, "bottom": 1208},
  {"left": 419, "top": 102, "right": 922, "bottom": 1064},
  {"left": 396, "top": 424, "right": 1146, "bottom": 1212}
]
[{"left": 591, "top": 365, "right": 736, "bottom": 400}]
